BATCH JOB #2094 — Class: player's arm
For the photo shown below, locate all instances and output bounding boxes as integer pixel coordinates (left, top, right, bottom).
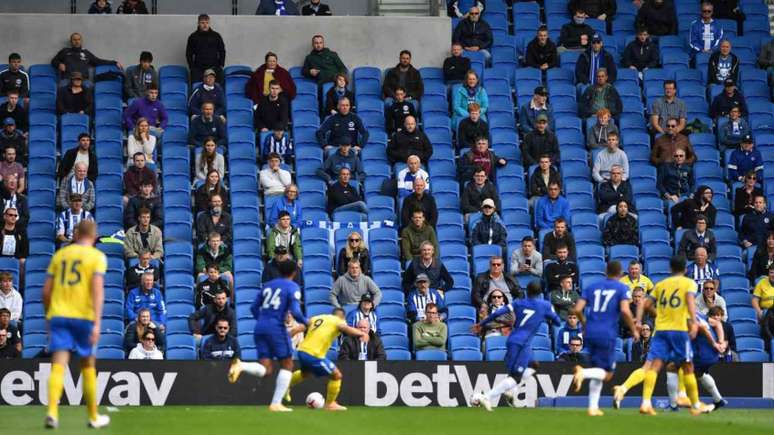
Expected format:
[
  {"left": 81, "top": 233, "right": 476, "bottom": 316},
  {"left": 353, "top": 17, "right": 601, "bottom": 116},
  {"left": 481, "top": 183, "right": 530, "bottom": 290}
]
[
  {"left": 686, "top": 290, "right": 698, "bottom": 339},
  {"left": 42, "top": 275, "right": 54, "bottom": 313},
  {"left": 636, "top": 293, "right": 654, "bottom": 325},
  {"left": 620, "top": 300, "right": 639, "bottom": 342},
  {"left": 570, "top": 299, "right": 587, "bottom": 325},
  {"left": 471, "top": 304, "right": 513, "bottom": 334},
  {"left": 90, "top": 272, "right": 105, "bottom": 345},
  {"left": 288, "top": 297, "right": 308, "bottom": 326},
  {"left": 707, "top": 316, "right": 727, "bottom": 353},
  {"left": 338, "top": 323, "right": 369, "bottom": 343}
]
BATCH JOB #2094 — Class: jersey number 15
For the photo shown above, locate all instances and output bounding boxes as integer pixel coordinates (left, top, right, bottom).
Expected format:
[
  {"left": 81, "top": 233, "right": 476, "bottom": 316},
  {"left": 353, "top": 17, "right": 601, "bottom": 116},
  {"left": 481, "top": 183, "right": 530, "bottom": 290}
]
[{"left": 59, "top": 260, "right": 82, "bottom": 286}]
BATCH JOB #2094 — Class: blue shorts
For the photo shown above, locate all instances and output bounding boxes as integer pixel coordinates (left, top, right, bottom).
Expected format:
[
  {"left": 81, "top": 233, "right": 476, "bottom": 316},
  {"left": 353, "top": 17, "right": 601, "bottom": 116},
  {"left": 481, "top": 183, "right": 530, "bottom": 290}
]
[
  {"left": 297, "top": 351, "right": 337, "bottom": 377},
  {"left": 585, "top": 335, "right": 617, "bottom": 372},
  {"left": 48, "top": 317, "right": 95, "bottom": 358},
  {"left": 504, "top": 343, "right": 532, "bottom": 378},
  {"left": 647, "top": 331, "right": 693, "bottom": 364},
  {"left": 254, "top": 332, "right": 293, "bottom": 360}
]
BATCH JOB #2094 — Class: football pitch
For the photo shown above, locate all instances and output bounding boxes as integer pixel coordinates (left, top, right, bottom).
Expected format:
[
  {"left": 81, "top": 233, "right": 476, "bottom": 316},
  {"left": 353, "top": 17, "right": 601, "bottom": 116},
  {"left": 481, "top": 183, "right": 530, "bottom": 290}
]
[{"left": 4, "top": 406, "right": 774, "bottom": 435}]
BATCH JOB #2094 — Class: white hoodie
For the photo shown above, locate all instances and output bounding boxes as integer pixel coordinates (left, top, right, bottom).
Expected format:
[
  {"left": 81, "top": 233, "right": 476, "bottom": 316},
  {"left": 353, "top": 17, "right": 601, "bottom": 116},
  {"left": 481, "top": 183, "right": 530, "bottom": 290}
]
[{"left": 128, "top": 343, "right": 164, "bottom": 360}]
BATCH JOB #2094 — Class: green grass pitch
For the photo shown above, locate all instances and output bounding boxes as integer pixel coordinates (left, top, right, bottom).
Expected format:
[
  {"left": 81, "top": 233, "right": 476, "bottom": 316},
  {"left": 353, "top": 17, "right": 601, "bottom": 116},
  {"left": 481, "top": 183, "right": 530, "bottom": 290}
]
[{"left": 4, "top": 406, "right": 774, "bottom": 435}]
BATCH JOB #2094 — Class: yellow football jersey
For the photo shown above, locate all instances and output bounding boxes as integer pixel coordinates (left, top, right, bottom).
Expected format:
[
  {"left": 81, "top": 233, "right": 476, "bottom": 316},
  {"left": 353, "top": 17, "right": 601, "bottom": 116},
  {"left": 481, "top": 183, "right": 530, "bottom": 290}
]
[
  {"left": 650, "top": 275, "right": 697, "bottom": 332},
  {"left": 620, "top": 274, "right": 655, "bottom": 295},
  {"left": 297, "top": 315, "right": 345, "bottom": 358},
  {"left": 46, "top": 244, "right": 107, "bottom": 321}
]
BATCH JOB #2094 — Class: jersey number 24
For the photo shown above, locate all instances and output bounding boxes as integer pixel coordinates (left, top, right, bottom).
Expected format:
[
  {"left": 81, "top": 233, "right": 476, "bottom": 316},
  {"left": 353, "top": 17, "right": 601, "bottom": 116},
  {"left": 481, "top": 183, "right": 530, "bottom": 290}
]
[{"left": 261, "top": 288, "right": 282, "bottom": 310}]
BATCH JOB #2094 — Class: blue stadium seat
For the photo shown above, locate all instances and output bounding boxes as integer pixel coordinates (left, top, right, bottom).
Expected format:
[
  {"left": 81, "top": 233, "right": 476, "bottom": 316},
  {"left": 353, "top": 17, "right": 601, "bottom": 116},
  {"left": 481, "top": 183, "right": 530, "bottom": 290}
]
[{"left": 416, "top": 349, "right": 448, "bottom": 361}]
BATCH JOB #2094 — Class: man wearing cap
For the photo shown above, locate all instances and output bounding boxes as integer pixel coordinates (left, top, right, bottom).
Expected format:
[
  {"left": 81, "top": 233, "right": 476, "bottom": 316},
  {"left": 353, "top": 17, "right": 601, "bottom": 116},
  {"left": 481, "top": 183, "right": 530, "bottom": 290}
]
[
  {"left": 471, "top": 199, "right": 508, "bottom": 250},
  {"left": 346, "top": 294, "right": 378, "bottom": 333},
  {"left": 330, "top": 260, "right": 382, "bottom": 308},
  {"left": 518, "top": 86, "right": 553, "bottom": 135},
  {"left": 710, "top": 79, "right": 747, "bottom": 119},
  {"left": 124, "top": 51, "right": 158, "bottom": 100},
  {"left": 579, "top": 68, "right": 622, "bottom": 119},
  {"left": 407, "top": 274, "right": 447, "bottom": 322},
  {"left": 316, "top": 138, "right": 365, "bottom": 184},
  {"left": 522, "top": 113, "right": 560, "bottom": 166},
  {"left": 124, "top": 85, "right": 168, "bottom": 134},
  {"left": 262, "top": 246, "right": 301, "bottom": 285},
  {"left": 316, "top": 97, "right": 368, "bottom": 152},
  {"left": 50, "top": 32, "right": 122, "bottom": 85},
  {"left": 55, "top": 193, "right": 93, "bottom": 246},
  {"left": 57, "top": 162, "right": 94, "bottom": 211},
  {"left": 472, "top": 256, "right": 521, "bottom": 309},
  {"left": 708, "top": 40, "right": 739, "bottom": 85},
  {"left": 189, "top": 69, "right": 226, "bottom": 119},
  {"left": 575, "top": 34, "right": 617, "bottom": 85},
  {"left": 728, "top": 135, "right": 763, "bottom": 182},
  {"left": 186, "top": 14, "right": 226, "bottom": 85},
  {"left": 401, "top": 210, "right": 439, "bottom": 262},
  {"left": 535, "top": 181, "right": 572, "bottom": 231},
  {"left": 59, "top": 133, "right": 97, "bottom": 182},
  {"left": 56, "top": 71, "right": 92, "bottom": 115}
]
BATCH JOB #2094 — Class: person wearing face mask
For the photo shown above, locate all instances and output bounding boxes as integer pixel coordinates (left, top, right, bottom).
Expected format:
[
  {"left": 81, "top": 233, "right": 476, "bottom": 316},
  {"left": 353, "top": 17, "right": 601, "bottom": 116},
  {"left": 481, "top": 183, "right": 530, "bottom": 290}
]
[
  {"left": 559, "top": 9, "right": 594, "bottom": 51},
  {"left": 635, "top": 0, "right": 677, "bottom": 36},
  {"left": 246, "top": 52, "right": 296, "bottom": 104},
  {"left": 189, "top": 69, "right": 226, "bottom": 119},
  {"left": 196, "top": 193, "right": 232, "bottom": 245},
  {"left": 256, "top": 0, "right": 300, "bottom": 15}
]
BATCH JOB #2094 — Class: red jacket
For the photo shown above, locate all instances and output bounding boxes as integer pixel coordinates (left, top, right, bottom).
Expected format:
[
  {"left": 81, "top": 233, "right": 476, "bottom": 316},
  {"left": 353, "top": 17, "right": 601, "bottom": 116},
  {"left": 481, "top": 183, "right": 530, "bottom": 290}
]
[{"left": 245, "top": 64, "right": 296, "bottom": 104}]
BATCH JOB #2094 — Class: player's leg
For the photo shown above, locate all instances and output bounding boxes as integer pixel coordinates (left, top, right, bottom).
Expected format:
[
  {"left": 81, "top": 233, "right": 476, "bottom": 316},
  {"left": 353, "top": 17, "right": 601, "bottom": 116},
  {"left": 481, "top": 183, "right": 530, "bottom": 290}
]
[
  {"left": 80, "top": 356, "right": 109, "bottom": 428},
  {"left": 283, "top": 369, "right": 313, "bottom": 403},
  {"left": 46, "top": 350, "right": 69, "bottom": 428},
  {"left": 268, "top": 357, "right": 295, "bottom": 410},
  {"left": 665, "top": 364, "right": 681, "bottom": 410},
  {"left": 475, "top": 344, "right": 530, "bottom": 411},
  {"left": 613, "top": 367, "right": 646, "bottom": 408},
  {"left": 680, "top": 362, "right": 713, "bottom": 415},
  {"left": 502, "top": 361, "right": 538, "bottom": 406},
  {"left": 640, "top": 358, "right": 662, "bottom": 415},
  {"left": 229, "top": 334, "right": 272, "bottom": 383},
  {"left": 675, "top": 367, "right": 691, "bottom": 407},
  {"left": 697, "top": 366, "right": 726, "bottom": 408},
  {"left": 324, "top": 367, "right": 347, "bottom": 411},
  {"left": 576, "top": 338, "right": 614, "bottom": 416}
]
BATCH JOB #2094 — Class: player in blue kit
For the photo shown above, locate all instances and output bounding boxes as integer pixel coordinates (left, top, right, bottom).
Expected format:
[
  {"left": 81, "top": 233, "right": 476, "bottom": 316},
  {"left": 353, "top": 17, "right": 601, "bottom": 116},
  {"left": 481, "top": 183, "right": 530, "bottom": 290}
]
[
  {"left": 690, "top": 308, "right": 728, "bottom": 409},
  {"left": 570, "top": 261, "right": 638, "bottom": 416},
  {"left": 470, "top": 281, "right": 562, "bottom": 411},
  {"left": 228, "top": 260, "right": 308, "bottom": 412}
]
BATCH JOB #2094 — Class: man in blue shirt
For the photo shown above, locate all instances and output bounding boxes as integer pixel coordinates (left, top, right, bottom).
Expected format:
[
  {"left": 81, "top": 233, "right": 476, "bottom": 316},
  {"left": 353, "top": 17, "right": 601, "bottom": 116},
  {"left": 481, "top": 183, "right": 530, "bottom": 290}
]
[
  {"left": 471, "top": 281, "right": 561, "bottom": 410},
  {"left": 534, "top": 181, "right": 571, "bottom": 230},
  {"left": 689, "top": 3, "right": 723, "bottom": 58},
  {"left": 125, "top": 272, "right": 166, "bottom": 326},
  {"left": 728, "top": 134, "right": 763, "bottom": 182},
  {"left": 570, "top": 261, "right": 637, "bottom": 416}
]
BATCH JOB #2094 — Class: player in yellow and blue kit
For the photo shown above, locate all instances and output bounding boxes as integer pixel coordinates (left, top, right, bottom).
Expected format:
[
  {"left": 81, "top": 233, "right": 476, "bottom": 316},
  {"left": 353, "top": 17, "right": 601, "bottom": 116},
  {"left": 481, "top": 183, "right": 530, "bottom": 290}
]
[{"left": 43, "top": 220, "right": 110, "bottom": 429}]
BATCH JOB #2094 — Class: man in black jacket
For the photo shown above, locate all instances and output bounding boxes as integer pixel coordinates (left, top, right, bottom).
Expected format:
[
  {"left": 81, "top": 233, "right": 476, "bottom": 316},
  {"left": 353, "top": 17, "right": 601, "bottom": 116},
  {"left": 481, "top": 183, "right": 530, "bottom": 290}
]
[
  {"left": 525, "top": 26, "right": 559, "bottom": 71},
  {"left": 338, "top": 319, "right": 386, "bottom": 361},
  {"left": 401, "top": 178, "right": 438, "bottom": 229},
  {"left": 542, "top": 218, "right": 577, "bottom": 261},
  {"left": 568, "top": 0, "right": 616, "bottom": 24},
  {"left": 622, "top": 28, "right": 660, "bottom": 74},
  {"left": 387, "top": 116, "right": 433, "bottom": 164},
  {"left": 707, "top": 40, "right": 740, "bottom": 85},
  {"left": 59, "top": 133, "right": 97, "bottom": 182},
  {"left": 461, "top": 167, "right": 500, "bottom": 218},
  {"left": 385, "top": 87, "right": 417, "bottom": 134},
  {"left": 402, "top": 244, "right": 454, "bottom": 293},
  {"left": 188, "top": 288, "right": 236, "bottom": 341},
  {"left": 185, "top": 15, "right": 226, "bottom": 85},
  {"left": 382, "top": 50, "right": 424, "bottom": 100},
  {"left": 471, "top": 199, "right": 507, "bottom": 250},
  {"left": 472, "top": 255, "right": 522, "bottom": 308},
  {"left": 710, "top": 79, "right": 747, "bottom": 118},
  {"left": 195, "top": 264, "right": 231, "bottom": 308},
  {"left": 124, "top": 181, "right": 163, "bottom": 228},
  {"left": 559, "top": 9, "right": 594, "bottom": 50},
  {"left": 522, "top": 114, "right": 559, "bottom": 166},
  {"left": 451, "top": 6, "right": 493, "bottom": 61},
  {"left": 302, "top": 0, "right": 332, "bottom": 15},
  {"left": 635, "top": 0, "right": 677, "bottom": 36},
  {"left": 443, "top": 43, "right": 471, "bottom": 83},
  {"left": 575, "top": 34, "right": 617, "bottom": 84},
  {"left": 543, "top": 244, "right": 579, "bottom": 291},
  {"left": 326, "top": 167, "right": 367, "bottom": 214},
  {"left": 457, "top": 103, "right": 489, "bottom": 150},
  {"left": 597, "top": 166, "right": 634, "bottom": 214},
  {"left": 50, "top": 32, "right": 121, "bottom": 85},
  {"left": 579, "top": 68, "right": 622, "bottom": 118},
  {"left": 254, "top": 80, "right": 290, "bottom": 132}
]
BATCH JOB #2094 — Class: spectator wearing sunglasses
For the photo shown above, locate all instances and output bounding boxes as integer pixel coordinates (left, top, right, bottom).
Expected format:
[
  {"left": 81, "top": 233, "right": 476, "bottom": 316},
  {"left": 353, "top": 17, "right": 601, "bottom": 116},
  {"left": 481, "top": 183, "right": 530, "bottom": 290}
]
[
  {"left": 657, "top": 148, "right": 695, "bottom": 204},
  {"left": 472, "top": 256, "right": 522, "bottom": 310},
  {"left": 128, "top": 330, "right": 163, "bottom": 360},
  {"left": 689, "top": 3, "right": 724, "bottom": 57},
  {"left": 200, "top": 318, "right": 240, "bottom": 360},
  {"left": 696, "top": 281, "right": 727, "bottom": 321},
  {"left": 336, "top": 231, "right": 371, "bottom": 277}
]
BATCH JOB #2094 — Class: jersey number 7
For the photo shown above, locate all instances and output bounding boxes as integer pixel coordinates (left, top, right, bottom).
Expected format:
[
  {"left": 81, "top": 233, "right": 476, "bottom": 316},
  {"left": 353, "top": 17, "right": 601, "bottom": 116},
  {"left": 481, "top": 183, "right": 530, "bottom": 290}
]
[{"left": 519, "top": 308, "right": 535, "bottom": 327}]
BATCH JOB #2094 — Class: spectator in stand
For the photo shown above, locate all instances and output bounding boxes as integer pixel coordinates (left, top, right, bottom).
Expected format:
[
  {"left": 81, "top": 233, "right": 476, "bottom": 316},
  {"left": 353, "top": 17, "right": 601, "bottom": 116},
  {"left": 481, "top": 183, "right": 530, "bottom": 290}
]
[
  {"left": 403, "top": 242, "right": 454, "bottom": 292},
  {"left": 186, "top": 14, "right": 226, "bottom": 84},
  {"left": 557, "top": 337, "right": 591, "bottom": 364},
  {"left": 125, "top": 272, "right": 166, "bottom": 325},
  {"left": 408, "top": 274, "right": 448, "bottom": 322},
  {"left": 116, "top": 0, "right": 149, "bottom": 13},
  {"left": 576, "top": 34, "right": 617, "bottom": 84},
  {"left": 401, "top": 210, "right": 439, "bottom": 261},
  {"left": 259, "top": 152, "right": 292, "bottom": 198},
  {"left": 124, "top": 208, "right": 163, "bottom": 260},
  {"left": 461, "top": 167, "right": 500, "bottom": 220},
  {"left": 568, "top": 0, "right": 616, "bottom": 23},
  {"left": 302, "top": 0, "right": 332, "bottom": 15},
  {"left": 338, "top": 318, "right": 385, "bottom": 360},
  {"left": 457, "top": 103, "right": 488, "bottom": 150},
  {"left": 592, "top": 132, "right": 628, "bottom": 183},
  {"left": 586, "top": 108, "right": 618, "bottom": 149},
  {"left": 50, "top": 32, "right": 121, "bottom": 85},
  {"left": 330, "top": 260, "right": 382, "bottom": 308},
  {"left": 519, "top": 86, "right": 553, "bottom": 135},
  {"left": 529, "top": 155, "right": 561, "bottom": 206},
  {"left": 55, "top": 194, "right": 93, "bottom": 246},
  {"left": 383, "top": 50, "right": 424, "bottom": 100},
  {"left": 740, "top": 195, "right": 774, "bottom": 248},
  {"left": 302, "top": 35, "right": 347, "bottom": 84},
  {"left": 602, "top": 200, "right": 639, "bottom": 246},
  {"left": 189, "top": 102, "right": 226, "bottom": 147},
  {"left": 689, "top": 3, "right": 724, "bottom": 58},
  {"left": 124, "top": 181, "right": 162, "bottom": 228},
  {"left": 706, "top": 0, "right": 744, "bottom": 34},
  {"left": 123, "top": 152, "right": 157, "bottom": 204},
  {"left": 253, "top": 80, "right": 289, "bottom": 132},
  {"left": 0, "top": 308, "right": 19, "bottom": 350},
  {"left": 195, "top": 264, "right": 231, "bottom": 308},
  {"left": 671, "top": 186, "right": 717, "bottom": 230},
  {"left": 727, "top": 138, "right": 763, "bottom": 189},
  {"left": 126, "top": 251, "right": 160, "bottom": 289},
  {"left": 316, "top": 97, "right": 368, "bottom": 152},
  {"left": 0, "top": 146, "right": 23, "bottom": 192},
  {"left": 56, "top": 72, "right": 92, "bottom": 115},
  {"left": 447, "top": 0, "right": 484, "bottom": 17},
  {"left": 624, "top": 287, "right": 653, "bottom": 335},
  {"left": 245, "top": 52, "right": 296, "bottom": 105},
  {"left": 123, "top": 308, "right": 165, "bottom": 353},
  {"left": 337, "top": 231, "right": 371, "bottom": 277},
  {"left": 753, "top": 264, "right": 774, "bottom": 323},
  {"left": 385, "top": 87, "right": 416, "bottom": 135},
  {"left": 0, "top": 273, "right": 20, "bottom": 323},
  {"left": 511, "top": 236, "right": 543, "bottom": 279},
  {"left": 657, "top": 147, "right": 695, "bottom": 203},
  {"left": 735, "top": 171, "right": 763, "bottom": 217},
  {"left": 708, "top": 40, "right": 739, "bottom": 86},
  {"left": 523, "top": 115, "right": 559, "bottom": 167},
  {"left": 559, "top": 9, "right": 594, "bottom": 51},
  {"left": 620, "top": 261, "right": 654, "bottom": 295},
  {"left": 395, "top": 155, "right": 430, "bottom": 200},
  {"left": 452, "top": 70, "right": 488, "bottom": 128},
  {"left": 442, "top": 42, "right": 471, "bottom": 84},
  {"left": 196, "top": 232, "right": 233, "bottom": 285},
  {"left": 194, "top": 170, "right": 229, "bottom": 214},
  {"left": 124, "top": 85, "right": 167, "bottom": 136},
  {"left": 635, "top": 0, "right": 677, "bottom": 36},
  {"left": 88, "top": 0, "right": 112, "bottom": 14},
  {"left": 0, "top": 207, "right": 27, "bottom": 260},
  {"left": 479, "top": 288, "right": 515, "bottom": 336},
  {"left": 718, "top": 105, "right": 750, "bottom": 151},
  {"left": 711, "top": 80, "right": 747, "bottom": 119},
  {"left": 452, "top": 6, "right": 493, "bottom": 62},
  {"left": 686, "top": 246, "right": 720, "bottom": 288},
  {"left": 472, "top": 256, "right": 522, "bottom": 309},
  {"left": 471, "top": 199, "right": 507, "bottom": 250},
  {"left": 400, "top": 179, "right": 438, "bottom": 230},
  {"left": 266, "top": 211, "right": 302, "bottom": 265},
  {"left": 543, "top": 244, "right": 579, "bottom": 291},
  {"left": 0, "top": 91, "right": 28, "bottom": 136},
  {"left": 0, "top": 120, "right": 25, "bottom": 166},
  {"left": 199, "top": 319, "right": 240, "bottom": 360},
  {"left": 267, "top": 184, "right": 302, "bottom": 227},
  {"left": 190, "top": 69, "right": 226, "bottom": 119},
  {"left": 696, "top": 280, "right": 727, "bottom": 320},
  {"left": 126, "top": 118, "right": 156, "bottom": 169},
  {"left": 261, "top": 125, "right": 293, "bottom": 165},
  {"left": 579, "top": 68, "right": 622, "bottom": 118},
  {"left": 194, "top": 137, "right": 225, "bottom": 182},
  {"left": 57, "top": 162, "right": 94, "bottom": 212},
  {"left": 128, "top": 330, "right": 163, "bottom": 360},
  {"left": 255, "top": 0, "right": 300, "bottom": 15},
  {"left": 388, "top": 117, "right": 433, "bottom": 165},
  {"left": 124, "top": 51, "right": 157, "bottom": 100},
  {"left": 196, "top": 194, "right": 232, "bottom": 245},
  {"left": 535, "top": 181, "right": 571, "bottom": 230},
  {"left": 262, "top": 246, "right": 302, "bottom": 285},
  {"left": 543, "top": 217, "right": 577, "bottom": 261},
  {"left": 0, "top": 327, "right": 19, "bottom": 359},
  {"left": 324, "top": 73, "right": 355, "bottom": 116},
  {"left": 650, "top": 80, "right": 687, "bottom": 134},
  {"left": 630, "top": 322, "right": 653, "bottom": 362},
  {"left": 677, "top": 215, "right": 717, "bottom": 261},
  {"left": 525, "top": 26, "right": 559, "bottom": 71},
  {"left": 556, "top": 313, "right": 583, "bottom": 353},
  {"left": 651, "top": 118, "right": 695, "bottom": 165},
  {"left": 0, "top": 54, "right": 29, "bottom": 101},
  {"left": 316, "top": 139, "right": 364, "bottom": 184},
  {"left": 326, "top": 167, "right": 367, "bottom": 215},
  {"left": 459, "top": 137, "right": 505, "bottom": 182},
  {"left": 622, "top": 27, "right": 660, "bottom": 77},
  {"left": 759, "top": 40, "right": 774, "bottom": 82},
  {"left": 0, "top": 177, "right": 28, "bottom": 228},
  {"left": 413, "top": 302, "right": 447, "bottom": 351}
]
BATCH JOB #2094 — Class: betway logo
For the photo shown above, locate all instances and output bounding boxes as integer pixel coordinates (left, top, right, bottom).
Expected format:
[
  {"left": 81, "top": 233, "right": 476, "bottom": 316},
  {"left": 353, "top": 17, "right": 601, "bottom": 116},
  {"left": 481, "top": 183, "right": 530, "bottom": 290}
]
[
  {"left": 1, "top": 363, "right": 177, "bottom": 406},
  {"left": 364, "top": 362, "right": 573, "bottom": 407}
]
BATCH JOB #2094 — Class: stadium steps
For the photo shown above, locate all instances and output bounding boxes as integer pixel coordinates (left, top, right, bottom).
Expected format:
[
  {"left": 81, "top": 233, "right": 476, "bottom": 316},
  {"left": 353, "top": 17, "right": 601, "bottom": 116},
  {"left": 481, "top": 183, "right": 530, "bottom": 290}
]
[{"left": 377, "top": 0, "right": 431, "bottom": 16}]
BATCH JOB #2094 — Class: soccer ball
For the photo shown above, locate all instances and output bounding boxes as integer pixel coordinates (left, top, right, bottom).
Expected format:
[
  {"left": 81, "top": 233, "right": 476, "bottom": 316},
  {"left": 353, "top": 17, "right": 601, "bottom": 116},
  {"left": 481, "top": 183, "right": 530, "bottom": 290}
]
[{"left": 306, "top": 392, "right": 325, "bottom": 409}]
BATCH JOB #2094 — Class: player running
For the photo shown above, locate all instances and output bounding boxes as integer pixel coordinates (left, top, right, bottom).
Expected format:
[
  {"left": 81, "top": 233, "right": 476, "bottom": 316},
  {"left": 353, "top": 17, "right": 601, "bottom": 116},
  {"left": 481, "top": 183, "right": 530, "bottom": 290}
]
[
  {"left": 284, "top": 310, "right": 370, "bottom": 411},
  {"left": 570, "top": 261, "right": 638, "bottom": 416},
  {"left": 43, "top": 221, "right": 110, "bottom": 429},
  {"left": 635, "top": 256, "right": 713, "bottom": 416},
  {"left": 470, "top": 281, "right": 562, "bottom": 411},
  {"left": 228, "top": 260, "right": 308, "bottom": 412}
]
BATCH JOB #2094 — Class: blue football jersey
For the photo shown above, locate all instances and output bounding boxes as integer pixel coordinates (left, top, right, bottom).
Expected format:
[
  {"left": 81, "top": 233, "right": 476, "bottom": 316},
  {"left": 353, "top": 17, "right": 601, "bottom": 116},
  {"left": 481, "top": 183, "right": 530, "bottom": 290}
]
[
  {"left": 692, "top": 314, "right": 720, "bottom": 364},
  {"left": 251, "top": 278, "right": 306, "bottom": 334},
  {"left": 580, "top": 279, "right": 630, "bottom": 340},
  {"left": 505, "top": 298, "right": 561, "bottom": 345}
]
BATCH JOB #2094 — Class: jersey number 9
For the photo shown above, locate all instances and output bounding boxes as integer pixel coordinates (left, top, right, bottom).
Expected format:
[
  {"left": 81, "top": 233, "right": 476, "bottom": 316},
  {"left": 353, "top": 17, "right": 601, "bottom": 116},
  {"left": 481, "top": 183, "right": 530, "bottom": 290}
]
[
  {"left": 59, "top": 260, "right": 82, "bottom": 286},
  {"left": 659, "top": 289, "right": 682, "bottom": 308}
]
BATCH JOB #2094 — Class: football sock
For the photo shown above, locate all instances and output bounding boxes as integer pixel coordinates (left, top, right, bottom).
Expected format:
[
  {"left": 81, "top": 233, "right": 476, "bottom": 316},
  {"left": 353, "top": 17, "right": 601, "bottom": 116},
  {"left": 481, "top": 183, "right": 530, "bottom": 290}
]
[
  {"left": 326, "top": 379, "right": 342, "bottom": 405},
  {"left": 581, "top": 368, "right": 607, "bottom": 381},
  {"left": 240, "top": 362, "right": 266, "bottom": 377},
  {"left": 47, "top": 363, "right": 65, "bottom": 420},
  {"left": 677, "top": 368, "right": 688, "bottom": 397},
  {"left": 522, "top": 368, "right": 536, "bottom": 382},
  {"left": 666, "top": 372, "right": 679, "bottom": 407},
  {"left": 700, "top": 373, "right": 723, "bottom": 402},
  {"left": 642, "top": 369, "right": 657, "bottom": 406},
  {"left": 82, "top": 366, "right": 98, "bottom": 421},
  {"left": 683, "top": 372, "right": 700, "bottom": 407},
  {"left": 290, "top": 370, "right": 304, "bottom": 387},
  {"left": 621, "top": 368, "right": 645, "bottom": 393},
  {"left": 589, "top": 379, "right": 603, "bottom": 410},
  {"left": 271, "top": 369, "right": 292, "bottom": 405},
  {"left": 487, "top": 376, "right": 518, "bottom": 403}
]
